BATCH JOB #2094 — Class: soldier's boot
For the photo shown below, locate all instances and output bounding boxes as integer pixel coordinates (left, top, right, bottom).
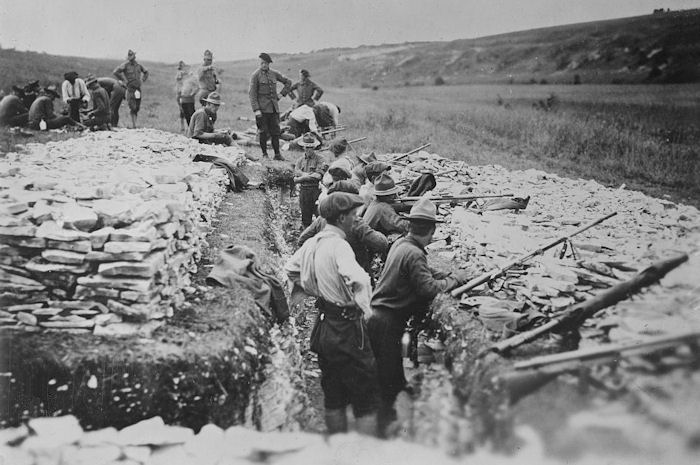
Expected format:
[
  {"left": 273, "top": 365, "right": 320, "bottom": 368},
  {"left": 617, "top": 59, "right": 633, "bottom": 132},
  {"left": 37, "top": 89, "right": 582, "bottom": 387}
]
[
  {"left": 324, "top": 408, "right": 348, "bottom": 435},
  {"left": 355, "top": 413, "right": 378, "bottom": 437},
  {"left": 377, "top": 401, "right": 397, "bottom": 439},
  {"left": 259, "top": 133, "right": 269, "bottom": 158}
]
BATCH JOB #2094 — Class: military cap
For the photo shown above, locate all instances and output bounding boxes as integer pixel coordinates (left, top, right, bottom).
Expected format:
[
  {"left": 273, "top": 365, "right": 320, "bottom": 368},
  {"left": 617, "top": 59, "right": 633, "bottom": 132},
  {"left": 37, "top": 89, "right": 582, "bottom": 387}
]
[
  {"left": 259, "top": 52, "right": 272, "bottom": 63},
  {"left": 319, "top": 192, "right": 364, "bottom": 219}
]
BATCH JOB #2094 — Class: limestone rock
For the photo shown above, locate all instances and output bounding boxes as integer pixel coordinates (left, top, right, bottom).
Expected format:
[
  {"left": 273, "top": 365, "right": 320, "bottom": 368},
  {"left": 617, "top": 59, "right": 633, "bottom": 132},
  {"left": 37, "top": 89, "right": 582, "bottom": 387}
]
[
  {"left": 103, "top": 241, "right": 153, "bottom": 254},
  {"left": 98, "top": 252, "right": 165, "bottom": 278},
  {"left": 77, "top": 276, "right": 152, "bottom": 292},
  {"left": 27, "top": 415, "right": 83, "bottom": 448},
  {"left": 110, "top": 223, "right": 158, "bottom": 242},
  {"left": 47, "top": 239, "right": 92, "bottom": 253},
  {"left": 89, "top": 226, "right": 114, "bottom": 249},
  {"left": 41, "top": 249, "right": 86, "bottom": 265},
  {"left": 55, "top": 203, "right": 98, "bottom": 231},
  {"left": 116, "top": 416, "right": 193, "bottom": 446},
  {"left": 25, "top": 260, "right": 90, "bottom": 274},
  {"left": 16, "top": 312, "right": 38, "bottom": 326},
  {"left": 36, "top": 221, "right": 90, "bottom": 242},
  {"left": 0, "top": 225, "right": 36, "bottom": 237},
  {"left": 0, "top": 268, "right": 45, "bottom": 291},
  {"left": 85, "top": 250, "right": 146, "bottom": 262}
]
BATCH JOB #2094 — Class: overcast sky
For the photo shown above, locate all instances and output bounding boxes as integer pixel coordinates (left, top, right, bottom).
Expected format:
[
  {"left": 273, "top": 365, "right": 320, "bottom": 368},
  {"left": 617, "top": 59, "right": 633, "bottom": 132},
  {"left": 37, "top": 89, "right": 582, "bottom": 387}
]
[{"left": 1, "top": 0, "right": 699, "bottom": 63}]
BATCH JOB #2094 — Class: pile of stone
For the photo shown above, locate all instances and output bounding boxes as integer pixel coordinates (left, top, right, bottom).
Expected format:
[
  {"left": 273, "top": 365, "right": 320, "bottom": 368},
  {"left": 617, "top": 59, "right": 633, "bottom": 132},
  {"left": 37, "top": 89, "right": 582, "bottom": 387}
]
[
  {"left": 0, "top": 129, "right": 246, "bottom": 334},
  {"left": 0, "top": 415, "right": 474, "bottom": 465},
  {"left": 382, "top": 150, "right": 700, "bottom": 342}
]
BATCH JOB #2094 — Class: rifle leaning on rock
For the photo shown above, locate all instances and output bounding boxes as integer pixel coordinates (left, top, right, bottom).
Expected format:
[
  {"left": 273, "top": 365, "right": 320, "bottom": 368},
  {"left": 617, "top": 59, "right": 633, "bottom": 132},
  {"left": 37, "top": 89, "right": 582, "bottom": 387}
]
[
  {"left": 395, "top": 193, "right": 513, "bottom": 205},
  {"left": 390, "top": 143, "right": 431, "bottom": 163},
  {"left": 450, "top": 212, "right": 618, "bottom": 298},
  {"left": 499, "top": 330, "right": 700, "bottom": 401},
  {"left": 481, "top": 253, "right": 689, "bottom": 356}
]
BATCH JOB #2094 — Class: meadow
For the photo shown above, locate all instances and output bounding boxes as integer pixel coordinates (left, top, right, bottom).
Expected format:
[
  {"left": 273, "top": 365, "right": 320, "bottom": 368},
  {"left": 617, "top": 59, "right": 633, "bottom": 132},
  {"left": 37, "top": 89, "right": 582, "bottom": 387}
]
[{"left": 3, "top": 69, "right": 699, "bottom": 206}]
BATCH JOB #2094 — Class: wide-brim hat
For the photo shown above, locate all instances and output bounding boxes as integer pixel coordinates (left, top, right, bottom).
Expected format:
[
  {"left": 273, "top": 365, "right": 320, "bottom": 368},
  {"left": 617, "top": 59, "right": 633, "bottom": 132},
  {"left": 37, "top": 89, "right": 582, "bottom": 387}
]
[
  {"left": 328, "top": 138, "right": 348, "bottom": 155},
  {"left": 202, "top": 92, "right": 224, "bottom": 105},
  {"left": 127, "top": 49, "right": 136, "bottom": 57},
  {"left": 203, "top": 49, "right": 213, "bottom": 59},
  {"left": 319, "top": 192, "right": 364, "bottom": 219},
  {"left": 328, "top": 158, "right": 352, "bottom": 180},
  {"left": 373, "top": 172, "right": 401, "bottom": 196},
  {"left": 85, "top": 74, "right": 97, "bottom": 86},
  {"left": 43, "top": 85, "right": 60, "bottom": 99},
  {"left": 298, "top": 132, "right": 320, "bottom": 148},
  {"left": 259, "top": 52, "right": 272, "bottom": 63},
  {"left": 400, "top": 197, "right": 444, "bottom": 223},
  {"left": 358, "top": 151, "right": 377, "bottom": 165}
]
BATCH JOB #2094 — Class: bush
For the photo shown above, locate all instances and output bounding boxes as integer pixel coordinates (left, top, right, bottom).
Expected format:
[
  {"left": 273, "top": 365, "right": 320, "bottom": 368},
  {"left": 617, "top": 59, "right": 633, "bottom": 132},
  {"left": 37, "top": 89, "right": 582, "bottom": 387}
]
[
  {"left": 434, "top": 76, "right": 446, "bottom": 86},
  {"left": 573, "top": 74, "right": 582, "bottom": 85}
]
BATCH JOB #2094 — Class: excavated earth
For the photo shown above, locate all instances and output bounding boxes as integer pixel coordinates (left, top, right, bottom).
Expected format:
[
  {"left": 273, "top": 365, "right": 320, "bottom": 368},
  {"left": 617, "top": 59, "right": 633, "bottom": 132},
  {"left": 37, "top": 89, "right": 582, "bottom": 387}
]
[{"left": 1, "top": 129, "right": 700, "bottom": 465}]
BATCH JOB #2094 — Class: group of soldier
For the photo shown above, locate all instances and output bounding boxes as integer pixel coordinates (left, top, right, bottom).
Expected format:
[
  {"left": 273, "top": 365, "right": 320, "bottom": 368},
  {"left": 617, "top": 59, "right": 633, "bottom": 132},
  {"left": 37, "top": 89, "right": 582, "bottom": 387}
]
[
  {"left": 180, "top": 49, "right": 474, "bottom": 438},
  {"left": 0, "top": 49, "right": 149, "bottom": 131}
]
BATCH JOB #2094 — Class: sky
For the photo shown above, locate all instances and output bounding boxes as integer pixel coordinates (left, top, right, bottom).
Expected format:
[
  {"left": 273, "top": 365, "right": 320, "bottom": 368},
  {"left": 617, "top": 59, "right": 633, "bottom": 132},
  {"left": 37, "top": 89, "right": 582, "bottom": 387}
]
[{"left": 1, "top": 0, "right": 699, "bottom": 63}]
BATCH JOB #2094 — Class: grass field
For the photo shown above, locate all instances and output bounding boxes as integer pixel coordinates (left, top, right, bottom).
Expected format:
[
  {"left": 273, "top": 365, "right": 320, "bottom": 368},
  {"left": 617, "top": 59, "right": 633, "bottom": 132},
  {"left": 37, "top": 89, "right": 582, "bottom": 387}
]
[{"left": 3, "top": 73, "right": 699, "bottom": 207}]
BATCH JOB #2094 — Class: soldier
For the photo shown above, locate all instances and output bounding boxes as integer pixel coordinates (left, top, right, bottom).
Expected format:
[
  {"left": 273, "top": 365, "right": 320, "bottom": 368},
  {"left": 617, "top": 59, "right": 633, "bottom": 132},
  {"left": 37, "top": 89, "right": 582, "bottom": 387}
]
[
  {"left": 27, "top": 85, "right": 81, "bottom": 130},
  {"left": 289, "top": 69, "right": 324, "bottom": 108},
  {"left": 97, "top": 77, "right": 126, "bottom": 127},
  {"left": 249, "top": 52, "right": 292, "bottom": 160},
  {"left": 185, "top": 92, "right": 233, "bottom": 146},
  {"left": 113, "top": 49, "right": 149, "bottom": 128},
  {"left": 285, "top": 192, "right": 379, "bottom": 436},
  {"left": 195, "top": 50, "right": 219, "bottom": 107},
  {"left": 368, "top": 198, "right": 470, "bottom": 437},
  {"left": 293, "top": 133, "right": 327, "bottom": 227},
  {"left": 363, "top": 173, "right": 409, "bottom": 237}
]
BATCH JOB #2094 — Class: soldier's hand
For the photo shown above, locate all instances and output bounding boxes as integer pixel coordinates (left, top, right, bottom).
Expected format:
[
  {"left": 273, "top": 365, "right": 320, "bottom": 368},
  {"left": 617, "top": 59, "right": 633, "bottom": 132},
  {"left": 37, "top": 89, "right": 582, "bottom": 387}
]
[
  {"left": 254, "top": 110, "right": 262, "bottom": 117},
  {"left": 452, "top": 270, "right": 471, "bottom": 285}
]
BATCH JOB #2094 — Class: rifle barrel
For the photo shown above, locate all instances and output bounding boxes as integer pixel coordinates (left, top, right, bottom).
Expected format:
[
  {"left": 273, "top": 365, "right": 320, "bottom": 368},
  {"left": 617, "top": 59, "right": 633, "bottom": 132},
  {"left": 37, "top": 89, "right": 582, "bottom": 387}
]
[
  {"left": 347, "top": 137, "right": 367, "bottom": 144},
  {"left": 397, "top": 193, "right": 512, "bottom": 202},
  {"left": 451, "top": 212, "right": 618, "bottom": 297},
  {"left": 485, "top": 253, "right": 688, "bottom": 355},
  {"left": 391, "top": 143, "right": 431, "bottom": 162}
]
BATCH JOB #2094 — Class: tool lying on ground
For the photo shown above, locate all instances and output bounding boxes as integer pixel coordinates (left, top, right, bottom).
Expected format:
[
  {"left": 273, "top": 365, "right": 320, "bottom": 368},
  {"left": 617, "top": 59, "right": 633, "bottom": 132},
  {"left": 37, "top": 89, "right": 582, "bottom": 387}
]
[
  {"left": 451, "top": 212, "right": 618, "bottom": 297},
  {"left": 499, "top": 329, "right": 700, "bottom": 402},
  {"left": 395, "top": 193, "right": 514, "bottom": 205},
  {"left": 390, "top": 143, "right": 432, "bottom": 163},
  {"left": 481, "top": 254, "right": 689, "bottom": 357}
]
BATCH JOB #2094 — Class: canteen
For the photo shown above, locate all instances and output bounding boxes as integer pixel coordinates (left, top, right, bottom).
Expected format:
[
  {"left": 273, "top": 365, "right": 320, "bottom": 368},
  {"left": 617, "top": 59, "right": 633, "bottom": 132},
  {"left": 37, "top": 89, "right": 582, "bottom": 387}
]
[
  {"left": 39, "top": 119, "right": 47, "bottom": 131},
  {"left": 134, "top": 90, "right": 141, "bottom": 99}
]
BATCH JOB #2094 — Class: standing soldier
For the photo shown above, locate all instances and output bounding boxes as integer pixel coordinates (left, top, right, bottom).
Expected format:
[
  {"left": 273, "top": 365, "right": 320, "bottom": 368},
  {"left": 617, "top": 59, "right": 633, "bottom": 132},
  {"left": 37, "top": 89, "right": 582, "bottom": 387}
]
[
  {"left": 367, "top": 198, "right": 470, "bottom": 437},
  {"left": 249, "top": 52, "right": 292, "bottom": 160},
  {"left": 61, "top": 71, "right": 90, "bottom": 122},
  {"left": 195, "top": 50, "right": 219, "bottom": 108},
  {"left": 293, "top": 133, "right": 327, "bottom": 227},
  {"left": 285, "top": 192, "right": 379, "bottom": 436},
  {"left": 289, "top": 69, "right": 323, "bottom": 108},
  {"left": 97, "top": 77, "right": 126, "bottom": 127},
  {"left": 113, "top": 49, "right": 149, "bottom": 128},
  {"left": 175, "top": 60, "right": 189, "bottom": 132}
]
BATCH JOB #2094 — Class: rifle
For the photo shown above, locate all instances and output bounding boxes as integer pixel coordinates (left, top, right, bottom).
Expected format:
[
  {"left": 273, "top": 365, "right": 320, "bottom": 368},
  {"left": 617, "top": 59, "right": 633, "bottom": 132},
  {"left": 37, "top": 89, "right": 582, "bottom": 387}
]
[
  {"left": 395, "top": 193, "right": 513, "bottom": 205},
  {"left": 482, "top": 254, "right": 688, "bottom": 356},
  {"left": 390, "top": 143, "right": 431, "bottom": 163},
  {"left": 500, "top": 330, "right": 700, "bottom": 401},
  {"left": 319, "top": 126, "right": 346, "bottom": 135},
  {"left": 450, "top": 212, "right": 618, "bottom": 298}
]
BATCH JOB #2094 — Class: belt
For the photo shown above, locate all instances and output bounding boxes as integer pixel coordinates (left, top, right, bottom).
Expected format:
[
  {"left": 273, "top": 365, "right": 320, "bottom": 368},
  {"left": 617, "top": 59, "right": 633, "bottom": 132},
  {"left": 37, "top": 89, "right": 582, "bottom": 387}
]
[{"left": 317, "top": 298, "right": 362, "bottom": 321}]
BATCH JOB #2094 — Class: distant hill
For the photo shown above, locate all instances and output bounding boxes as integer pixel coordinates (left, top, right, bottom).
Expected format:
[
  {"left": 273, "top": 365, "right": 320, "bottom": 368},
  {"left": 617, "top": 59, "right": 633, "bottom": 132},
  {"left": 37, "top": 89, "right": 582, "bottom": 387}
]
[
  {"left": 2, "top": 8, "right": 699, "bottom": 93},
  {"left": 223, "top": 8, "right": 700, "bottom": 87}
]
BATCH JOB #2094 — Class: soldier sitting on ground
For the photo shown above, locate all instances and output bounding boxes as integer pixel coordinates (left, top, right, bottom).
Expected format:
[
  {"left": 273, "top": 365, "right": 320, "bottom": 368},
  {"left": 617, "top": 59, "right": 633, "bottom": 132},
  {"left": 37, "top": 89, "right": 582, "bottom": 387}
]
[
  {"left": 27, "top": 85, "right": 82, "bottom": 130},
  {"left": 186, "top": 92, "right": 233, "bottom": 146},
  {"left": 83, "top": 74, "right": 111, "bottom": 130},
  {"left": 0, "top": 86, "right": 29, "bottom": 127}
]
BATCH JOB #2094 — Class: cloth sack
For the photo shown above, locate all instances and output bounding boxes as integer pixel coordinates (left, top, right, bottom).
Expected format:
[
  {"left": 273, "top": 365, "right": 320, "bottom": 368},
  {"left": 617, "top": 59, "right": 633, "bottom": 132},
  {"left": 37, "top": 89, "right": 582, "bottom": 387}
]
[
  {"left": 193, "top": 154, "right": 249, "bottom": 192},
  {"left": 207, "top": 245, "right": 289, "bottom": 323},
  {"left": 405, "top": 173, "right": 437, "bottom": 197}
]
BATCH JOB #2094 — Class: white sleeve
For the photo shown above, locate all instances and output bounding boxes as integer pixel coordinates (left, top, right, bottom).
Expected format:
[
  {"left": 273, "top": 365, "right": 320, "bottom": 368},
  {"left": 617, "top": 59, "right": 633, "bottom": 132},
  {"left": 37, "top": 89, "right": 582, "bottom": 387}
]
[{"left": 336, "top": 241, "right": 372, "bottom": 317}]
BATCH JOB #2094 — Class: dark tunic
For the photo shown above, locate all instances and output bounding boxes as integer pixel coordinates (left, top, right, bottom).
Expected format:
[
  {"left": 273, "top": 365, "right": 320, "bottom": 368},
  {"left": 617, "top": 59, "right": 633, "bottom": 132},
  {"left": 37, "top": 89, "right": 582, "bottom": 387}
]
[
  {"left": 368, "top": 236, "right": 459, "bottom": 403},
  {"left": 363, "top": 200, "right": 409, "bottom": 236},
  {"left": 290, "top": 78, "right": 324, "bottom": 107},
  {"left": 248, "top": 68, "right": 292, "bottom": 114}
]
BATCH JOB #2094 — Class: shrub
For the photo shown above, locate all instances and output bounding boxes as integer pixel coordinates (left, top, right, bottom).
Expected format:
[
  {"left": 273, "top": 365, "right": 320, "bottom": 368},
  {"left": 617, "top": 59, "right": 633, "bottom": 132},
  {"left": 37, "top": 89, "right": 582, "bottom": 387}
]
[{"left": 434, "top": 76, "right": 446, "bottom": 86}]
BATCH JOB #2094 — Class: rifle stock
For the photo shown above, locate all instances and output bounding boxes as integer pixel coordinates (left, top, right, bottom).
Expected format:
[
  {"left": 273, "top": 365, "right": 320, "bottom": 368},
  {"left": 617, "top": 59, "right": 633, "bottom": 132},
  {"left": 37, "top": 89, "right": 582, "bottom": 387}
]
[{"left": 451, "top": 212, "right": 617, "bottom": 297}]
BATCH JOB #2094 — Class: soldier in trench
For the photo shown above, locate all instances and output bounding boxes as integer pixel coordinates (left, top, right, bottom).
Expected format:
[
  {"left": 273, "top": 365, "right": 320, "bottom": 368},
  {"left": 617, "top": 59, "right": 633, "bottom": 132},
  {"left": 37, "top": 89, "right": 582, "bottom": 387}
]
[
  {"left": 285, "top": 192, "right": 380, "bottom": 436},
  {"left": 367, "top": 197, "right": 470, "bottom": 437}
]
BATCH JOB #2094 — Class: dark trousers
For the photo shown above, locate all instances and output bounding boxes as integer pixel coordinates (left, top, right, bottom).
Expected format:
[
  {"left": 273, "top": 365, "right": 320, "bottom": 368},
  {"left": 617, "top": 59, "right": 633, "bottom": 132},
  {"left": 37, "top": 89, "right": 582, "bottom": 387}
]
[
  {"left": 109, "top": 86, "right": 125, "bottom": 126},
  {"left": 181, "top": 102, "right": 195, "bottom": 125},
  {"left": 28, "top": 116, "right": 76, "bottom": 130},
  {"left": 313, "top": 299, "right": 379, "bottom": 418},
  {"left": 287, "top": 118, "right": 309, "bottom": 137},
  {"left": 84, "top": 114, "right": 110, "bottom": 129},
  {"left": 298, "top": 184, "right": 320, "bottom": 227},
  {"left": 1, "top": 113, "right": 28, "bottom": 127},
  {"left": 68, "top": 99, "right": 82, "bottom": 122},
  {"left": 256, "top": 112, "right": 281, "bottom": 155},
  {"left": 367, "top": 310, "right": 407, "bottom": 434}
]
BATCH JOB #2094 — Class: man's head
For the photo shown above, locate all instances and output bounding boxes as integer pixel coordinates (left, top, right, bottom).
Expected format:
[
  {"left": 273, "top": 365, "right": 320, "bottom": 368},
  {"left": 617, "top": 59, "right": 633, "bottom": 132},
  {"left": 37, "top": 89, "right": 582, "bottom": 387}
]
[
  {"left": 300, "top": 69, "right": 310, "bottom": 81},
  {"left": 319, "top": 192, "right": 364, "bottom": 232},
  {"left": 328, "top": 138, "right": 348, "bottom": 157},
  {"left": 85, "top": 74, "right": 98, "bottom": 89},
  {"left": 178, "top": 60, "right": 186, "bottom": 70},
  {"left": 127, "top": 49, "right": 136, "bottom": 61},
  {"left": 404, "top": 198, "right": 443, "bottom": 244},
  {"left": 328, "top": 158, "right": 352, "bottom": 182},
  {"left": 202, "top": 92, "right": 224, "bottom": 114},
  {"left": 203, "top": 50, "right": 213, "bottom": 65},
  {"left": 373, "top": 173, "right": 401, "bottom": 201},
  {"left": 364, "top": 161, "right": 390, "bottom": 183},
  {"left": 298, "top": 132, "right": 320, "bottom": 153},
  {"left": 328, "top": 180, "right": 360, "bottom": 195},
  {"left": 43, "top": 85, "right": 60, "bottom": 100},
  {"left": 259, "top": 53, "right": 272, "bottom": 71},
  {"left": 64, "top": 71, "right": 78, "bottom": 84}
]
